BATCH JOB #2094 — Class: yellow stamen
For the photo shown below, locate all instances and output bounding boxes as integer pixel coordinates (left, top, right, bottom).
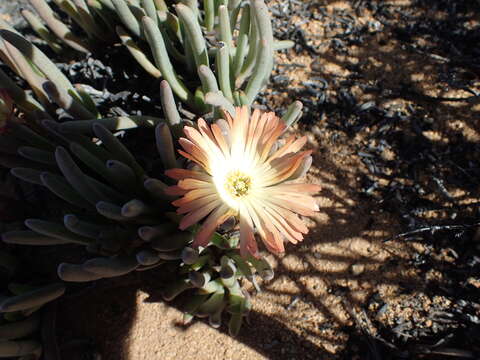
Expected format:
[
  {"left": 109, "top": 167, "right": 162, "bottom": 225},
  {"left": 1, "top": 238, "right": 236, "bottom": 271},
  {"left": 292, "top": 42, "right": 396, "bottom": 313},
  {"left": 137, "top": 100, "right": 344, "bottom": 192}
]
[{"left": 224, "top": 170, "right": 252, "bottom": 198}]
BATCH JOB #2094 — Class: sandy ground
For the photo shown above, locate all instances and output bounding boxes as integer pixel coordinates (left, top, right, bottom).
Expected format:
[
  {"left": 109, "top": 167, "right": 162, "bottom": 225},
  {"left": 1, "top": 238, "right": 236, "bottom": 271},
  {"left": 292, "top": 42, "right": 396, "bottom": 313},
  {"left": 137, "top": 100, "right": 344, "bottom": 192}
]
[{"left": 0, "top": 0, "right": 34, "bottom": 28}]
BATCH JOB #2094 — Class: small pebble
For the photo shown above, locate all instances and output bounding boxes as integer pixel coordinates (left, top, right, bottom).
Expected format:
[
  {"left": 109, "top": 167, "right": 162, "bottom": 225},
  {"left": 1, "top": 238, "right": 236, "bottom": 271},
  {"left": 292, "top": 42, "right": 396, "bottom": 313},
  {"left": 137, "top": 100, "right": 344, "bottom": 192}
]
[{"left": 350, "top": 264, "right": 365, "bottom": 276}]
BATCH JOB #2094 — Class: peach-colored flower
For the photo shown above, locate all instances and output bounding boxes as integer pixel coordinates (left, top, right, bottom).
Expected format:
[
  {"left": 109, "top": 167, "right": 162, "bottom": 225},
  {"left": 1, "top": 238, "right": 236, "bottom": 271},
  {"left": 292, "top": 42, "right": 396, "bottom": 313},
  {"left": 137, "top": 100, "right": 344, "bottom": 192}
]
[{"left": 166, "top": 106, "right": 320, "bottom": 257}]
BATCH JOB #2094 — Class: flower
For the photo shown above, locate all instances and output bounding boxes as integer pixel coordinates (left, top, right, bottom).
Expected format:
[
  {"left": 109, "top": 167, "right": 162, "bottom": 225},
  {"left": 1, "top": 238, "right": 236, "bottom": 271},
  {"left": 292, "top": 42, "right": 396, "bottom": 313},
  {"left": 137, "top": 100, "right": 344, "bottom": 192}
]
[{"left": 166, "top": 106, "right": 320, "bottom": 257}]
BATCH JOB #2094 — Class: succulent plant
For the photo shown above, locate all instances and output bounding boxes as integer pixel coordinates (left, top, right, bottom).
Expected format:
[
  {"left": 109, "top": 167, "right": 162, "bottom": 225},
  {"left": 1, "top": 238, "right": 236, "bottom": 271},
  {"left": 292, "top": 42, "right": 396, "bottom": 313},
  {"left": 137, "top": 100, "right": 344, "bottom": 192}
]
[
  {"left": 0, "top": 0, "right": 310, "bottom": 336},
  {"left": 0, "top": 23, "right": 178, "bottom": 140},
  {"left": 0, "top": 80, "right": 286, "bottom": 334},
  {"left": 133, "top": 0, "right": 293, "bottom": 112},
  {"left": 0, "top": 18, "right": 98, "bottom": 121},
  {"left": 0, "top": 21, "right": 302, "bottom": 130},
  {"left": 0, "top": 248, "right": 65, "bottom": 359},
  {"left": 24, "top": 0, "right": 115, "bottom": 54},
  {"left": 20, "top": 0, "right": 294, "bottom": 115}
]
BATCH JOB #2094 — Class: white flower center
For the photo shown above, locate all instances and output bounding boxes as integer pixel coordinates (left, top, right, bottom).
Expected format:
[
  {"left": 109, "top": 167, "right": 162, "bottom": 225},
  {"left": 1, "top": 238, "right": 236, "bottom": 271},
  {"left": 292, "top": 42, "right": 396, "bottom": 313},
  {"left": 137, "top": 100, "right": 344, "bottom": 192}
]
[{"left": 212, "top": 161, "right": 256, "bottom": 210}]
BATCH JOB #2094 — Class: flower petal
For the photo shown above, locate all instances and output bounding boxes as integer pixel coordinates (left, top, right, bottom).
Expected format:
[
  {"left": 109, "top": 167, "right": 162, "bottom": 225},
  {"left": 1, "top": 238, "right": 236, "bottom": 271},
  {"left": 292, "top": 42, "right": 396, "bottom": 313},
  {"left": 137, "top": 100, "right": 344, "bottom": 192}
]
[
  {"left": 184, "top": 123, "right": 225, "bottom": 163},
  {"left": 239, "top": 207, "right": 259, "bottom": 258},
  {"left": 244, "top": 200, "right": 285, "bottom": 254},
  {"left": 165, "top": 168, "right": 212, "bottom": 181},
  {"left": 179, "top": 199, "right": 222, "bottom": 230},
  {"left": 262, "top": 204, "right": 303, "bottom": 244},
  {"left": 259, "top": 114, "right": 286, "bottom": 162},
  {"left": 263, "top": 195, "right": 317, "bottom": 217},
  {"left": 260, "top": 150, "right": 313, "bottom": 186},
  {"left": 268, "top": 135, "right": 307, "bottom": 162},
  {"left": 178, "top": 138, "right": 210, "bottom": 170},
  {"left": 172, "top": 188, "right": 216, "bottom": 206},
  {"left": 192, "top": 204, "right": 231, "bottom": 247},
  {"left": 272, "top": 183, "right": 322, "bottom": 194},
  {"left": 178, "top": 178, "right": 213, "bottom": 190},
  {"left": 211, "top": 123, "right": 230, "bottom": 157},
  {"left": 177, "top": 193, "right": 219, "bottom": 214},
  {"left": 165, "top": 185, "right": 188, "bottom": 196},
  {"left": 266, "top": 204, "right": 310, "bottom": 234},
  {"left": 222, "top": 109, "right": 235, "bottom": 129}
]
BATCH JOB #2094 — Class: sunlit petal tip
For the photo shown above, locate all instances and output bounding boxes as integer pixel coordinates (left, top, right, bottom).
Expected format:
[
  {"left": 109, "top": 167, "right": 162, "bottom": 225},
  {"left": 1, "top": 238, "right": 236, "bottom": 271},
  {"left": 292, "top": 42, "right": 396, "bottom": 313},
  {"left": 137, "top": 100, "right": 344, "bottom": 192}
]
[
  {"left": 197, "top": 118, "right": 207, "bottom": 127},
  {"left": 179, "top": 222, "right": 190, "bottom": 231},
  {"left": 171, "top": 198, "right": 183, "bottom": 207},
  {"left": 221, "top": 108, "right": 235, "bottom": 125},
  {"left": 265, "top": 241, "right": 285, "bottom": 255}
]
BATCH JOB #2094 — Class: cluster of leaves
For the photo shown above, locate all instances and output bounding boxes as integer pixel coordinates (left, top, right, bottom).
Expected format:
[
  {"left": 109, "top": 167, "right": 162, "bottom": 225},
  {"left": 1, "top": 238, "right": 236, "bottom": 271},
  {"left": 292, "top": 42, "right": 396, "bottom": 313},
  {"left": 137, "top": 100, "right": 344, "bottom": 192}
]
[
  {"left": 0, "top": 245, "right": 64, "bottom": 358},
  {"left": 22, "top": 0, "right": 297, "bottom": 115}
]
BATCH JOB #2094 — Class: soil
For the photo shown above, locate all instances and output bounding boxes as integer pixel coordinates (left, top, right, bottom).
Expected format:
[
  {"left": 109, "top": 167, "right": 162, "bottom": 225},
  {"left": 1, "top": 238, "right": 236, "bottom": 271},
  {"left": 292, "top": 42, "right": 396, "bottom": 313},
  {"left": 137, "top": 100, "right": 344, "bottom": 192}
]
[
  {"left": 2, "top": 0, "right": 480, "bottom": 359},
  {"left": 0, "top": 0, "right": 34, "bottom": 28}
]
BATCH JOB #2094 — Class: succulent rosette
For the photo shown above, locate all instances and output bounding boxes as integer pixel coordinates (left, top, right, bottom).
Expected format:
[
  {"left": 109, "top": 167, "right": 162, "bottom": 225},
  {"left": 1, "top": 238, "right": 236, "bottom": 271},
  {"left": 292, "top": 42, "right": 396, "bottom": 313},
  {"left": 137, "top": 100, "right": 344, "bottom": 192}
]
[{"left": 166, "top": 106, "right": 320, "bottom": 257}]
